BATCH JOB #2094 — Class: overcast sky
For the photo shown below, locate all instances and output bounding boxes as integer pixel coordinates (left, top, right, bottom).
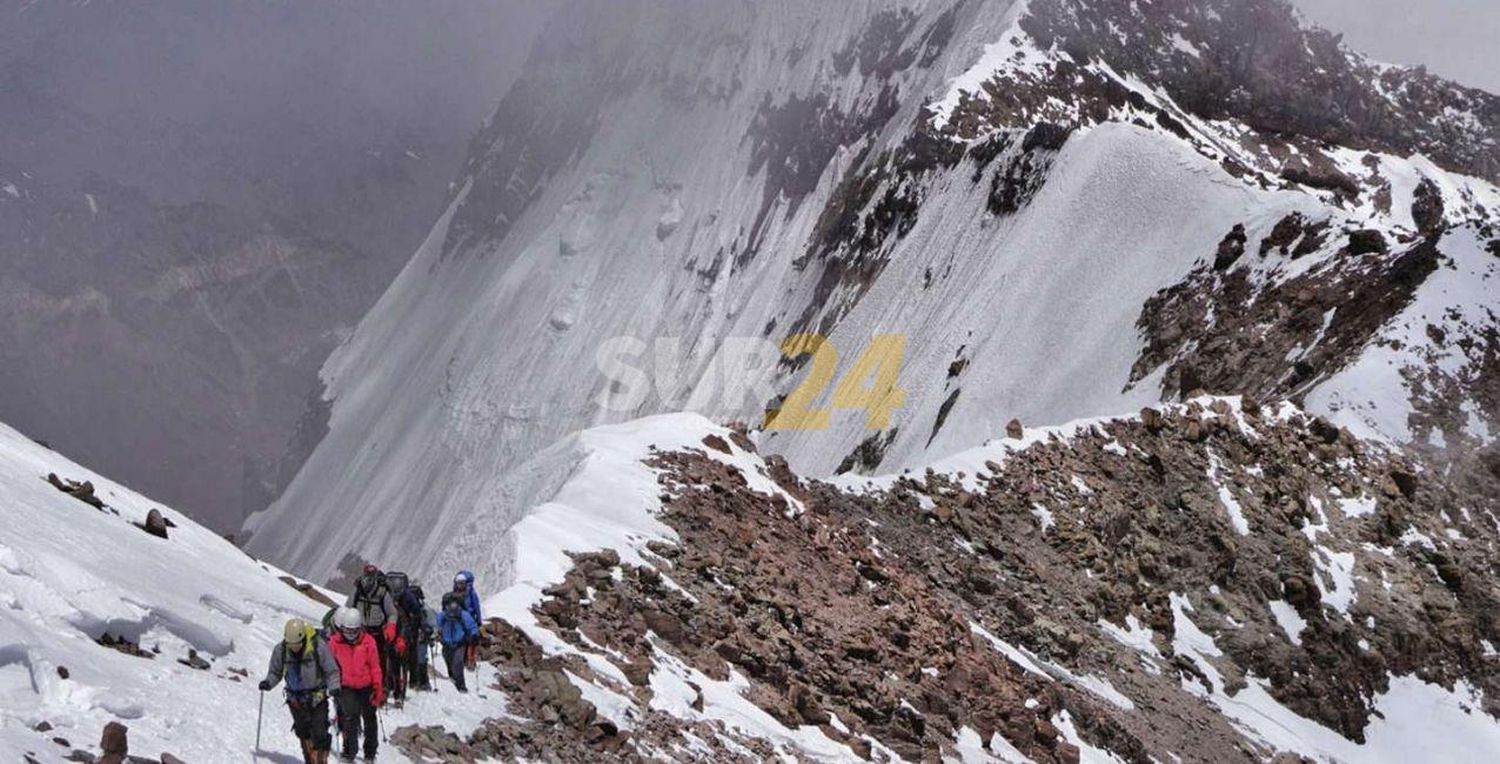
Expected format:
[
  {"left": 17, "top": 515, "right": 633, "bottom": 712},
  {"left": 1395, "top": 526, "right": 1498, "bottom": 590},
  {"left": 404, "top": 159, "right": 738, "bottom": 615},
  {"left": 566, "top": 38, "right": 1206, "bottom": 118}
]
[{"left": 1293, "top": 0, "right": 1500, "bottom": 93}]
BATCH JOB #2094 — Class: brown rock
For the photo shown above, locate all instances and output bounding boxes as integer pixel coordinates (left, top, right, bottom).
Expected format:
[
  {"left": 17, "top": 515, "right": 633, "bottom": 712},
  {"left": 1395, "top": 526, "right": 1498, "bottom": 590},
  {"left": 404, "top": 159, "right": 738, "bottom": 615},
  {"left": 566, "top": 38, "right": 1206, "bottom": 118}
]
[
  {"left": 1006, "top": 418, "right": 1024, "bottom": 439},
  {"left": 143, "top": 509, "right": 169, "bottom": 539},
  {"left": 1140, "top": 407, "right": 1164, "bottom": 432},
  {"left": 177, "top": 649, "right": 210, "bottom": 670},
  {"left": 1033, "top": 716, "right": 1059, "bottom": 744},
  {"left": 1389, "top": 470, "right": 1418, "bottom": 499},
  {"left": 621, "top": 659, "right": 653, "bottom": 687},
  {"left": 836, "top": 736, "right": 869, "bottom": 760},
  {"left": 100, "top": 721, "right": 128, "bottom": 755},
  {"left": 1347, "top": 229, "right": 1388, "bottom": 255},
  {"left": 641, "top": 609, "right": 685, "bottom": 644},
  {"left": 1282, "top": 575, "right": 1317, "bottom": 608},
  {"left": 1240, "top": 396, "right": 1262, "bottom": 417},
  {"left": 1184, "top": 418, "right": 1205, "bottom": 442},
  {"left": 1309, "top": 417, "right": 1342, "bottom": 445},
  {"left": 1057, "top": 741, "right": 1082, "bottom": 764},
  {"left": 790, "top": 683, "right": 828, "bottom": 726}
]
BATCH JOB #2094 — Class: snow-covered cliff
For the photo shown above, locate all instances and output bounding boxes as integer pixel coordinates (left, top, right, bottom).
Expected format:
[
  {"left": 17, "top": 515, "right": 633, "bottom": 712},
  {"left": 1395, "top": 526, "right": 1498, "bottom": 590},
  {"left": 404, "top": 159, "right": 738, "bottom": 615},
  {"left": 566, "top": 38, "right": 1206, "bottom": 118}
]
[{"left": 245, "top": 0, "right": 1500, "bottom": 592}]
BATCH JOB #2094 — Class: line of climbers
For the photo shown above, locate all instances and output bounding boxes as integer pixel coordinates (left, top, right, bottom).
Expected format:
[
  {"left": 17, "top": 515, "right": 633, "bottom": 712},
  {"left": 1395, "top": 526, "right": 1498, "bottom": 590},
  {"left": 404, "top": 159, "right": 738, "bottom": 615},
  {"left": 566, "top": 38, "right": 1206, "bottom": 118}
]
[{"left": 258, "top": 566, "right": 483, "bottom": 763}]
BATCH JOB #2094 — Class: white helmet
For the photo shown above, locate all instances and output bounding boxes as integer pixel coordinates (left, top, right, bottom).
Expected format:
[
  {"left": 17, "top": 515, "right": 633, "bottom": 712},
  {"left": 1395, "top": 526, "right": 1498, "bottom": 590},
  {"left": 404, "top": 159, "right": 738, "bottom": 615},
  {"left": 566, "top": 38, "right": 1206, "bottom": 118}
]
[{"left": 334, "top": 606, "right": 362, "bottom": 631}]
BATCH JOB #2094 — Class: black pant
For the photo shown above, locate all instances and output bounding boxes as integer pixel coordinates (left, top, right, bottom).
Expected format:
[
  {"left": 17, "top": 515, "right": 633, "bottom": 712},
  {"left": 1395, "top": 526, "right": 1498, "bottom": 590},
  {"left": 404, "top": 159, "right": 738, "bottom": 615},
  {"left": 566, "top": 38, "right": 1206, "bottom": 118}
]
[
  {"left": 442, "top": 644, "right": 467, "bottom": 692},
  {"left": 389, "top": 645, "right": 408, "bottom": 701},
  {"left": 365, "top": 626, "right": 395, "bottom": 695},
  {"left": 336, "top": 687, "right": 377, "bottom": 759},
  {"left": 398, "top": 634, "right": 423, "bottom": 693},
  {"left": 288, "top": 693, "right": 331, "bottom": 756}
]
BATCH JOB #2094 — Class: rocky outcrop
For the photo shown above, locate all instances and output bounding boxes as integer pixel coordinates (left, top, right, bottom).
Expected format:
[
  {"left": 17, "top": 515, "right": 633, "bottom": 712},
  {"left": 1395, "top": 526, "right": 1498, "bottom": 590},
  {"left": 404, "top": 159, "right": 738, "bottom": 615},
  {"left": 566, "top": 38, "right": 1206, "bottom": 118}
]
[
  {"left": 46, "top": 473, "right": 105, "bottom": 511},
  {"left": 404, "top": 399, "right": 1500, "bottom": 760}
]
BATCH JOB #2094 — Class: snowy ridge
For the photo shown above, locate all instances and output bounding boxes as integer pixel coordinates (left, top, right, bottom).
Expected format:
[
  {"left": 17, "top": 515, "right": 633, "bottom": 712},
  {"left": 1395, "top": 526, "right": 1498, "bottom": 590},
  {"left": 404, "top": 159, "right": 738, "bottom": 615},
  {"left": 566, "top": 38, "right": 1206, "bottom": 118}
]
[
  {"left": 0, "top": 421, "right": 501, "bottom": 762},
  {"left": 463, "top": 399, "right": 1500, "bottom": 761},
  {"left": 464, "top": 414, "right": 863, "bottom": 760}
]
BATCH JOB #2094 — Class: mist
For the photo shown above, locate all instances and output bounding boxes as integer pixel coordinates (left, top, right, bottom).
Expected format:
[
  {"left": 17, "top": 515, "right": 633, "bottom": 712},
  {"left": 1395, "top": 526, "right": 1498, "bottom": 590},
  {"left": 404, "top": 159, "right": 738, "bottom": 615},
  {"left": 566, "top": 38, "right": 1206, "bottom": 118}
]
[
  {"left": 1293, "top": 0, "right": 1500, "bottom": 92},
  {"left": 0, "top": 0, "right": 556, "bottom": 532}
]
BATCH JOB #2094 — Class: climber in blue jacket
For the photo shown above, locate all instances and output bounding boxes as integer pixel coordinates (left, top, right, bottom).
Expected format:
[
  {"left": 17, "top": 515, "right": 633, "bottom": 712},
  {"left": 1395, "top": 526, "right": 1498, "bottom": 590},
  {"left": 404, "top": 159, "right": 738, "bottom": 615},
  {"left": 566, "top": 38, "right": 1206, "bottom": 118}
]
[{"left": 435, "top": 594, "right": 478, "bottom": 693}]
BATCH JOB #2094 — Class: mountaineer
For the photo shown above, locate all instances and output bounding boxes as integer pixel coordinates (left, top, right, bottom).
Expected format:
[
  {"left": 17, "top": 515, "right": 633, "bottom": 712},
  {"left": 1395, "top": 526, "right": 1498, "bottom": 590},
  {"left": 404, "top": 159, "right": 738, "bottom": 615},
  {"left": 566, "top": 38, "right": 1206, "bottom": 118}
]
[
  {"left": 346, "top": 565, "right": 398, "bottom": 691},
  {"left": 435, "top": 593, "right": 478, "bottom": 693},
  {"left": 328, "top": 606, "right": 384, "bottom": 762},
  {"left": 451, "top": 570, "right": 481, "bottom": 669},
  {"left": 260, "top": 618, "right": 341, "bottom": 764}
]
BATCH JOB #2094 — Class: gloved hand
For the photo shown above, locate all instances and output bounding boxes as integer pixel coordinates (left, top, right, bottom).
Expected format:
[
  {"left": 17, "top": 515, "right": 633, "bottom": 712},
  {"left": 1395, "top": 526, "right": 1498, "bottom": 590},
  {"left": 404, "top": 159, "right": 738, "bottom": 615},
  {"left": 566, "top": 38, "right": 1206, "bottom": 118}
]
[
  {"left": 394, "top": 636, "right": 407, "bottom": 656},
  {"left": 383, "top": 622, "right": 397, "bottom": 643},
  {"left": 258, "top": 679, "right": 272, "bottom": 691},
  {"left": 372, "top": 684, "right": 386, "bottom": 707}
]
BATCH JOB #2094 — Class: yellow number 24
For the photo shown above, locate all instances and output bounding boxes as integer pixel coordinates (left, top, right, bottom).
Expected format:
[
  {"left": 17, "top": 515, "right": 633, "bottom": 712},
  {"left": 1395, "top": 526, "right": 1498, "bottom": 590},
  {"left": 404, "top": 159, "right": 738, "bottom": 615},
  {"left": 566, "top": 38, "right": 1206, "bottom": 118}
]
[{"left": 766, "top": 334, "right": 906, "bottom": 431}]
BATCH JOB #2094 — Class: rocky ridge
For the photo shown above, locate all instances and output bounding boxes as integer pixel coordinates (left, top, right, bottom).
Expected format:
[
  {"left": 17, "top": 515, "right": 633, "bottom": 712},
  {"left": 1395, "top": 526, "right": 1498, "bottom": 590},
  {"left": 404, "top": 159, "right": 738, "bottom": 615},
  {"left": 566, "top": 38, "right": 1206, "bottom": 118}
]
[{"left": 394, "top": 398, "right": 1500, "bottom": 761}]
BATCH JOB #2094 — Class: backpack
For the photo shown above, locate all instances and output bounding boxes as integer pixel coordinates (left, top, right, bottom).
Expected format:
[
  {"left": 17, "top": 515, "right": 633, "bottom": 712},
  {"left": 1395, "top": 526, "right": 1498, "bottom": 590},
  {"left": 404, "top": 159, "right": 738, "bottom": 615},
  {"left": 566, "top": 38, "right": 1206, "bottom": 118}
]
[
  {"left": 354, "top": 572, "right": 390, "bottom": 621},
  {"left": 385, "top": 571, "right": 409, "bottom": 599},
  {"left": 394, "top": 579, "right": 426, "bottom": 638},
  {"left": 281, "top": 625, "right": 327, "bottom": 694}
]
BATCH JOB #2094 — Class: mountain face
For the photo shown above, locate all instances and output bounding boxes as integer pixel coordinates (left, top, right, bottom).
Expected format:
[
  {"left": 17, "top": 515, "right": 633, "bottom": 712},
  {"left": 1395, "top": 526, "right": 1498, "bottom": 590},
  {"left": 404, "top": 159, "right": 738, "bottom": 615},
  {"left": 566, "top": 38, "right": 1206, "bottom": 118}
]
[
  {"left": 0, "top": 1, "right": 550, "bottom": 530},
  {"left": 248, "top": 0, "right": 1499, "bottom": 580},
  {"left": 4, "top": 0, "right": 1497, "bottom": 757},
  {"left": 243, "top": 0, "right": 1500, "bottom": 756}
]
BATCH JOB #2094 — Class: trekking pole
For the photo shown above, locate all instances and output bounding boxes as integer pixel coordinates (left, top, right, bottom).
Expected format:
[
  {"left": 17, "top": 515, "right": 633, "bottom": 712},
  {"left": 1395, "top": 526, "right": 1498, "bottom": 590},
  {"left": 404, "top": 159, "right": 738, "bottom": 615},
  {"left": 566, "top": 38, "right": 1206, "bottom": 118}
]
[{"left": 254, "top": 689, "right": 264, "bottom": 758}]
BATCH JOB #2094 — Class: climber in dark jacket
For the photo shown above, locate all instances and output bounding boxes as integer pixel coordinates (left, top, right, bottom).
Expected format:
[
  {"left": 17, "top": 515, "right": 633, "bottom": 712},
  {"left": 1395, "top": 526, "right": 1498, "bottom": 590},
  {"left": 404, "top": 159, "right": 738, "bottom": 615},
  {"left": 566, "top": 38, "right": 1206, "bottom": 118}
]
[
  {"left": 261, "top": 619, "right": 341, "bottom": 764},
  {"left": 346, "top": 565, "right": 398, "bottom": 698}
]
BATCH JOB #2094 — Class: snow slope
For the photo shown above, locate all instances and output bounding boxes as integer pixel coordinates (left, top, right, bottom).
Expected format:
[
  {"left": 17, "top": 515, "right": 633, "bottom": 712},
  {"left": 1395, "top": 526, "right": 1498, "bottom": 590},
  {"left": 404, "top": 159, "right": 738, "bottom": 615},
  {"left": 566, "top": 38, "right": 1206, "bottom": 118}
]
[{"left": 0, "top": 421, "right": 501, "bottom": 762}]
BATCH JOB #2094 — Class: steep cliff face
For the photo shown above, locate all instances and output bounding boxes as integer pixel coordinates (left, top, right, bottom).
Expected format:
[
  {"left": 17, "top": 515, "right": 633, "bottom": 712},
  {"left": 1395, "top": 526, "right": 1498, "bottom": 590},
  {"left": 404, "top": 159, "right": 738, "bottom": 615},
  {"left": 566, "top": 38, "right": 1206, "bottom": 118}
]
[{"left": 247, "top": 0, "right": 1499, "bottom": 590}]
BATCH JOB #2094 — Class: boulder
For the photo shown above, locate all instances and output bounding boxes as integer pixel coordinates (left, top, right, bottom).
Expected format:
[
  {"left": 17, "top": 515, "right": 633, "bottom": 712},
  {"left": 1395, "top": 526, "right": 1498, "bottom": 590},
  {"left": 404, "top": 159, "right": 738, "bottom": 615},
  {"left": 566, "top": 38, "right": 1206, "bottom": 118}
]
[
  {"left": 1389, "top": 470, "right": 1418, "bottom": 499},
  {"left": 1140, "top": 407, "right": 1164, "bottom": 432},
  {"left": 1347, "top": 229, "right": 1388, "bottom": 255},
  {"left": 1006, "top": 419, "right": 1024, "bottom": 439},
  {"left": 177, "top": 649, "right": 210, "bottom": 670},
  {"left": 1056, "top": 741, "right": 1082, "bottom": 764},
  {"left": 1282, "top": 575, "right": 1317, "bottom": 608},
  {"left": 143, "top": 509, "right": 169, "bottom": 539},
  {"left": 1213, "top": 224, "right": 1248, "bottom": 270},
  {"left": 99, "top": 721, "right": 128, "bottom": 762},
  {"left": 1410, "top": 180, "right": 1445, "bottom": 233}
]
